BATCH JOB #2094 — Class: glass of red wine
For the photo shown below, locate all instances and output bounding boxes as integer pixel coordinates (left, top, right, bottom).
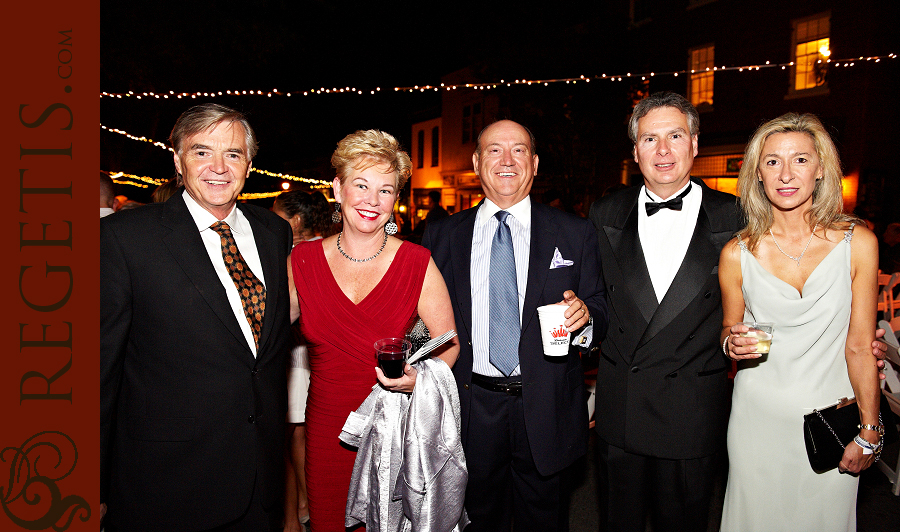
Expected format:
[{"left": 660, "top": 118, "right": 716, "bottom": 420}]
[{"left": 374, "top": 338, "right": 412, "bottom": 379}]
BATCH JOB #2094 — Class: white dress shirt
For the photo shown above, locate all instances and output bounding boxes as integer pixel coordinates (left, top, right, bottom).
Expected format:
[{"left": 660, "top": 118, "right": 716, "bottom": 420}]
[
  {"left": 183, "top": 190, "right": 266, "bottom": 356},
  {"left": 637, "top": 181, "right": 701, "bottom": 303},
  {"left": 471, "top": 197, "right": 531, "bottom": 377}
]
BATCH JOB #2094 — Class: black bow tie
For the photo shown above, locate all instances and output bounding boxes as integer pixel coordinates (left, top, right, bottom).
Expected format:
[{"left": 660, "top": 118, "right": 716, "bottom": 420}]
[{"left": 645, "top": 186, "right": 691, "bottom": 216}]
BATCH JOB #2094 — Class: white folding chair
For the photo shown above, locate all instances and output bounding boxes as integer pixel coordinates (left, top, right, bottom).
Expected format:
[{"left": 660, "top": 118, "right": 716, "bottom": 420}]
[
  {"left": 586, "top": 380, "right": 596, "bottom": 429},
  {"left": 889, "top": 273, "right": 900, "bottom": 322},
  {"left": 878, "top": 273, "right": 898, "bottom": 321},
  {"left": 877, "top": 319, "right": 900, "bottom": 495}
]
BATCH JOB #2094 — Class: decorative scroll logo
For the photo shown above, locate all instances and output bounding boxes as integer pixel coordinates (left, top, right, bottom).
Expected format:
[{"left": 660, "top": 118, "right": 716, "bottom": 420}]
[
  {"left": 550, "top": 325, "right": 568, "bottom": 339},
  {"left": 1, "top": 431, "right": 89, "bottom": 530}
]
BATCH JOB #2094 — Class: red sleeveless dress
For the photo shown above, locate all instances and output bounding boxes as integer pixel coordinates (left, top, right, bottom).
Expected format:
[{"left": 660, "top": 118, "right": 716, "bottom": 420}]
[{"left": 291, "top": 239, "right": 429, "bottom": 531}]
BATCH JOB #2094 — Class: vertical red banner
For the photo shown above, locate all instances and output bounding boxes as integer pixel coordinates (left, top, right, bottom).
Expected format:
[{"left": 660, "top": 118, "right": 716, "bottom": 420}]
[{"left": 2, "top": 2, "right": 100, "bottom": 531}]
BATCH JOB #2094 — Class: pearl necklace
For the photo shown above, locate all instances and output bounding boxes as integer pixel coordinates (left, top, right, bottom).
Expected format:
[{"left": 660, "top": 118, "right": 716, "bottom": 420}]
[
  {"left": 769, "top": 224, "right": 818, "bottom": 266},
  {"left": 336, "top": 231, "right": 387, "bottom": 263}
]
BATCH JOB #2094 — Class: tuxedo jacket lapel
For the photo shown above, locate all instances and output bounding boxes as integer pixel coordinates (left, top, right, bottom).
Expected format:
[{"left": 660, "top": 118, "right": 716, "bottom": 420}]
[
  {"left": 638, "top": 207, "right": 715, "bottom": 347},
  {"left": 604, "top": 189, "right": 657, "bottom": 325},
  {"left": 160, "top": 196, "right": 255, "bottom": 364}
]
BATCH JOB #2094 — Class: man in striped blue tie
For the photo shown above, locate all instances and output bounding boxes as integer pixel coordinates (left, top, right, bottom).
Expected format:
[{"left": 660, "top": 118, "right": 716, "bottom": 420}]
[{"left": 422, "top": 119, "right": 608, "bottom": 532}]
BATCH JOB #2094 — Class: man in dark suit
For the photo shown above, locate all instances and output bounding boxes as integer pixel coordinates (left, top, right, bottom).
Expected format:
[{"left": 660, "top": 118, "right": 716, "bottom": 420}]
[
  {"left": 101, "top": 104, "right": 293, "bottom": 531},
  {"left": 589, "top": 92, "right": 741, "bottom": 532},
  {"left": 422, "top": 119, "right": 608, "bottom": 531}
]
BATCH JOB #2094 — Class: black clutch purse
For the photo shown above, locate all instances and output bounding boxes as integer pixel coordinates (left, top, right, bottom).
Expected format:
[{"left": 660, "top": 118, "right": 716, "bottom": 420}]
[{"left": 802, "top": 393, "right": 898, "bottom": 472}]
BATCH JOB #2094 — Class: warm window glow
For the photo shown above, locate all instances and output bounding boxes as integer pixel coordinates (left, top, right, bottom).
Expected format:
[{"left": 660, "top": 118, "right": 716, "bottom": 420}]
[
  {"left": 793, "top": 15, "right": 830, "bottom": 91},
  {"left": 689, "top": 45, "right": 714, "bottom": 107},
  {"left": 795, "top": 37, "right": 830, "bottom": 90}
]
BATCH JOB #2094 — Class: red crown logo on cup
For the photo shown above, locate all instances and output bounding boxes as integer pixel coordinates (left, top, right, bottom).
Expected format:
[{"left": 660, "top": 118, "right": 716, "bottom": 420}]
[{"left": 550, "top": 325, "right": 568, "bottom": 339}]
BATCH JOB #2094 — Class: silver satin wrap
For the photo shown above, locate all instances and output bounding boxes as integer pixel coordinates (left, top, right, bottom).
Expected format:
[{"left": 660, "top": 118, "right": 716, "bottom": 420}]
[{"left": 341, "top": 357, "right": 469, "bottom": 532}]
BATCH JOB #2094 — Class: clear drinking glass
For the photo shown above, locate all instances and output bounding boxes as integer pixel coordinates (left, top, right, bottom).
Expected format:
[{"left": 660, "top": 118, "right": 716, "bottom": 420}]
[
  {"left": 374, "top": 338, "right": 411, "bottom": 379},
  {"left": 739, "top": 322, "right": 774, "bottom": 353}
]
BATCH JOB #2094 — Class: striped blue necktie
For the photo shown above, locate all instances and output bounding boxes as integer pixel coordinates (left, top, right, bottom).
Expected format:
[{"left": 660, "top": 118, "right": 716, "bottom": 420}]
[{"left": 489, "top": 210, "right": 520, "bottom": 376}]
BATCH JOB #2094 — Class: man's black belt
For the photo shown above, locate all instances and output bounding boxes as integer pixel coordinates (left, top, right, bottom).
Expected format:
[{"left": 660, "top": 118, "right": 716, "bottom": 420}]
[{"left": 471, "top": 374, "right": 522, "bottom": 396}]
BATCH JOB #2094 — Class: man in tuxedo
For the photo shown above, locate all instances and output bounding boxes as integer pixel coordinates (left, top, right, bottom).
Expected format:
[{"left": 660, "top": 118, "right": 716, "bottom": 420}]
[
  {"left": 591, "top": 92, "right": 892, "bottom": 532},
  {"left": 422, "top": 119, "right": 608, "bottom": 531},
  {"left": 589, "top": 92, "right": 741, "bottom": 532},
  {"left": 101, "top": 103, "right": 293, "bottom": 531}
]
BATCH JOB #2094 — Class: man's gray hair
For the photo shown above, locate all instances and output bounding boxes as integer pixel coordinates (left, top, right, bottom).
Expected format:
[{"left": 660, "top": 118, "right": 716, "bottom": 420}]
[
  {"left": 628, "top": 92, "right": 699, "bottom": 144},
  {"left": 169, "top": 103, "right": 258, "bottom": 160}
]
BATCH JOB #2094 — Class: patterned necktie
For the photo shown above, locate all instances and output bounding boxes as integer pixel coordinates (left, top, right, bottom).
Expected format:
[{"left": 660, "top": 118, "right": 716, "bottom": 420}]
[
  {"left": 489, "top": 210, "right": 520, "bottom": 376},
  {"left": 210, "top": 221, "right": 266, "bottom": 350}
]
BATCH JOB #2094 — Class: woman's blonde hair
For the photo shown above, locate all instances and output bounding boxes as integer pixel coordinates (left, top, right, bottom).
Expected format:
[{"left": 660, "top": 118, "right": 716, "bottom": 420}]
[
  {"left": 737, "top": 112, "right": 856, "bottom": 251},
  {"left": 331, "top": 130, "right": 411, "bottom": 189}
]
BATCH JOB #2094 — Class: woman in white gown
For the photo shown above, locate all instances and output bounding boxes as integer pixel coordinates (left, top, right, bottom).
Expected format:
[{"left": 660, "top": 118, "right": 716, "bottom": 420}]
[{"left": 718, "top": 113, "right": 882, "bottom": 531}]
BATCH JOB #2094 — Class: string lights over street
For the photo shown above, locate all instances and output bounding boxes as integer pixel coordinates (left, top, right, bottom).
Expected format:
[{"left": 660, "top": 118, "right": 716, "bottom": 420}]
[
  {"left": 99, "top": 54, "right": 896, "bottom": 99},
  {"left": 101, "top": 124, "right": 332, "bottom": 190}
]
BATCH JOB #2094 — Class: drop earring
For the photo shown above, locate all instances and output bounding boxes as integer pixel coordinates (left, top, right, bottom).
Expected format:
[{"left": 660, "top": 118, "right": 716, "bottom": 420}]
[
  {"left": 331, "top": 203, "right": 342, "bottom": 224},
  {"left": 385, "top": 213, "right": 398, "bottom": 235}
]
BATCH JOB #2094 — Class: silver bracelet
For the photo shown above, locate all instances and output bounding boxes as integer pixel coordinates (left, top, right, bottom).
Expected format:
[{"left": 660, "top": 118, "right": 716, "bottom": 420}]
[
  {"left": 859, "top": 422, "right": 885, "bottom": 435},
  {"left": 722, "top": 335, "right": 731, "bottom": 358}
]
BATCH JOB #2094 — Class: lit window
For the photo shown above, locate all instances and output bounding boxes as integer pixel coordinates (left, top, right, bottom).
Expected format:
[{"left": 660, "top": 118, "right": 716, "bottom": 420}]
[
  {"left": 689, "top": 45, "right": 714, "bottom": 108},
  {"left": 792, "top": 14, "right": 830, "bottom": 91}
]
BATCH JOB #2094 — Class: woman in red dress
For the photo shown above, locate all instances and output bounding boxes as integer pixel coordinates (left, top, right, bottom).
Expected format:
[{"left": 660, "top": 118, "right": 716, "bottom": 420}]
[{"left": 287, "top": 130, "right": 459, "bottom": 532}]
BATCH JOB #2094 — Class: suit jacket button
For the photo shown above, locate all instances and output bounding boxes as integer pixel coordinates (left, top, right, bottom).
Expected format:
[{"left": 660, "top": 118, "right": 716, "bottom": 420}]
[
  {"left": 631, "top": 366, "right": 639, "bottom": 373},
  {"left": 247, "top": 415, "right": 255, "bottom": 423},
  {"left": 688, "top": 334, "right": 695, "bottom": 340},
  {"left": 668, "top": 372, "right": 678, "bottom": 378},
  {"left": 704, "top": 291, "right": 712, "bottom": 298},
  {"left": 610, "top": 284, "right": 615, "bottom": 292},
  {"left": 251, "top": 368, "right": 259, "bottom": 376},
  {"left": 618, "top": 326, "right": 624, "bottom": 333}
]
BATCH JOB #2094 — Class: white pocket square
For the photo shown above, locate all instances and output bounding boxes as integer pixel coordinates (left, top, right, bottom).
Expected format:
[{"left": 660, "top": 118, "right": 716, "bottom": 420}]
[{"left": 549, "top": 247, "right": 574, "bottom": 269}]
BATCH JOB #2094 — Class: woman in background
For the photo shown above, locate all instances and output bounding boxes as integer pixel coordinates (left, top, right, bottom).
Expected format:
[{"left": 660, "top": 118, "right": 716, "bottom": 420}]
[{"left": 274, "top": 189, "right": 330, "bottom": 532}]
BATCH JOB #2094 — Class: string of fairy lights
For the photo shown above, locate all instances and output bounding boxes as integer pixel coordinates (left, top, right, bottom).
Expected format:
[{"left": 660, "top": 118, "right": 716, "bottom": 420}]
[
  {"left": 101, "top": 124, "right": 333, "bottom": 192},
  {"left": 99, "top": 54, "right": 896, "bottom": 99},
  {"left": 105, "top": 171, "right": 289, "bottom": 201},
  {"left": 103, "top": 52, "right": 895, "bottom": 194}
]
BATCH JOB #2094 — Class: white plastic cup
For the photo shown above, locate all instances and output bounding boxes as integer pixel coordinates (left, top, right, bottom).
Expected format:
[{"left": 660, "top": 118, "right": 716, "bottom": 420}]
[{"left": 537, "top": 304, "right": 571, "bottom": 356}]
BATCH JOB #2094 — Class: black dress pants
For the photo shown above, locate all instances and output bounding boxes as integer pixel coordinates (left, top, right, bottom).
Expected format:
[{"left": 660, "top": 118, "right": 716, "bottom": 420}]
[
  {"left": 464, "top": 379, "right": 570, "bottom": 532},
  {"left": 596, "top": 438, "right": 719, "bottom": 532},
  {"left": 106, "top": 470, "right": 282, "bottom": 532}
]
